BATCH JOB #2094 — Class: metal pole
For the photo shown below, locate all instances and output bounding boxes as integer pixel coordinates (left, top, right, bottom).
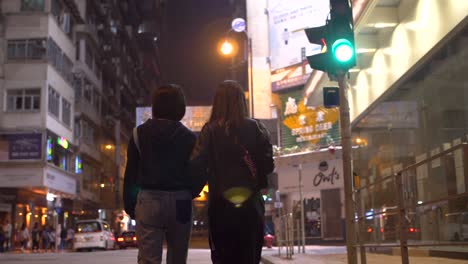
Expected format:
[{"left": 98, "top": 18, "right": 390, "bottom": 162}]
[
  {"left": 276, "top": 110, "right": 281, "bottom": 148},
  {"left": 337, "top": 73, "right": 358, "bottom": 264},
  {"left": 230, "top": 55, "right": 236, "bottom": 80},
  {"left": 396, "top": 172, "right": 410, "bottom": 264},
  {"left": 248, "top": 37, "right": 254, "bottom": 118},
  {"left": 115, "top": 119, "right": 121, "bottom": 209},
  {"left": 356, "top": 189, "right": 367, "bottom": 264},
  {"left": 298, "top": 164, "right": 306, "bottom": 253},
  {"left": 285, "top": 215, "right": 290, "bottom": 258}
]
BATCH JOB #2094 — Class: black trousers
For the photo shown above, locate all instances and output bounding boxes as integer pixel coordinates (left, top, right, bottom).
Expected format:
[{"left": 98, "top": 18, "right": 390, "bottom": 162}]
[{"left": 208, "top": 194, "right": 265, "bottom": 264}]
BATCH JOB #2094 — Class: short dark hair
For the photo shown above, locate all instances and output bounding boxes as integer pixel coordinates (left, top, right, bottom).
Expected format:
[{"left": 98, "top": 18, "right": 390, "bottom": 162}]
[{"left": 152, "top": 84, "right": 186, "bottom": 121}]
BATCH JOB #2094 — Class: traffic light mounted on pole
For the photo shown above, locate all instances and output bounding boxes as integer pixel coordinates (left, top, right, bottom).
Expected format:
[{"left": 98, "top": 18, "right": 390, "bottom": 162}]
[
  {"left": 305, "top": 0, "right": 356, "bottom": 76},
  {"left": 305, "top": 1, "right": 358, "bottom": 264}
]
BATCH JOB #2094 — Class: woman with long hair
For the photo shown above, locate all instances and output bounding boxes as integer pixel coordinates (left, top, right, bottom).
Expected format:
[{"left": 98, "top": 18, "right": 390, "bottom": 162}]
[{"left": 191, "top": 80, "right": 274, "bottom": 264}]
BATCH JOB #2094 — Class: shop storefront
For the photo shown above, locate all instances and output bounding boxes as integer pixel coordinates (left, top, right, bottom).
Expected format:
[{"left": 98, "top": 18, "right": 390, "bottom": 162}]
[
  {"left": 0, "top": 130, "right": 77, "bottom": 237},
  {"left": 276, "top": 150, "right": 345, "bottom": 241},
  {"left": 270, "top": 81, "right": 345, "bottom": 242},
  {"left": 352, "top": 22, "right": 468, "bottom": 245}
]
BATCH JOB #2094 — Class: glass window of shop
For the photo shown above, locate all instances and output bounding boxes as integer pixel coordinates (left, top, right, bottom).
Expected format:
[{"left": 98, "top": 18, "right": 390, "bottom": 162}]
[
  {"left": 352, "top": 26, "right": 468, "bottom": 244},
  {"left": 15, "top": 204, "right": 48, "bottom": 231}
]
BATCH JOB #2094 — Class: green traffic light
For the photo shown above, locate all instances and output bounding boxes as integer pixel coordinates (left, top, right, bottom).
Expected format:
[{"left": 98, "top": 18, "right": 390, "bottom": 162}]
[{"left": 332, "top": 39, "right": 354, "bottom": 63}]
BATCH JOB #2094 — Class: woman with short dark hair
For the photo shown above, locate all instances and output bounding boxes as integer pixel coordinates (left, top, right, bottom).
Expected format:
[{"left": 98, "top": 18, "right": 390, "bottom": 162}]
[
  {"left": 190, "top": 80, "right": 275, "bottom": 264},
  {"left": 124, "top": 84, "right": 196, "bottom": 264}
]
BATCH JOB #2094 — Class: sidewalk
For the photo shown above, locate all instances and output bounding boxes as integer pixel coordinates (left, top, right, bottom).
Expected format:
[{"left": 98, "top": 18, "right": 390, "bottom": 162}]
[{"left": 261, "top": 246, "right": 468, "bottom": 264}]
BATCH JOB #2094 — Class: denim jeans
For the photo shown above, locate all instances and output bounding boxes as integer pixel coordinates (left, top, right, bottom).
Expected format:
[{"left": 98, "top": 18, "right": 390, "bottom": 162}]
[{"left": 136, "top": 190, "right": 192, "bottom": 264}]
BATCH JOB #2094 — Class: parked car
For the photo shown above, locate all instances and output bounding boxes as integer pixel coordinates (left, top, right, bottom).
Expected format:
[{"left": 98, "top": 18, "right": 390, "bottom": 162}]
[
  {"left": 74, "top": 219, "right": 115, "bottom": 251},
  {"left": 116, "top": 231, "right": 138, "bottom": 249}
]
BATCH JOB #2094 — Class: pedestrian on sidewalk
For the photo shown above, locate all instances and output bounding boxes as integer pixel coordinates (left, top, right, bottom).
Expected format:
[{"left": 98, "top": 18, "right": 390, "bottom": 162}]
[
  {"left": 48, "top": 226, "right": 56, "bottom": 252},
  {"left": 19, "top": 223, "right": 30, "bottom": 252},
  {"left": 31, "top": 222, "right": 40, "bottom": 253},
  {"left": 41, "top": 225, "right": 50, "bottom": 252},
  {"left": 190, "top": 80, "right": 275, "bottom": 264},
  {"left": 3, "top": 219, "right": 11, "bottom": 252},
  {"left": 66, "top": 226, "right": 74, "bottom": 249},
  {"left": 60, "top": 225, "right": 67, "bottom": 250},
  {"left": 0, "top": 222, "right": 5, "bottom": 253},
  {"left": 123, "top": 84, "right": 197, "bottom": 264}
]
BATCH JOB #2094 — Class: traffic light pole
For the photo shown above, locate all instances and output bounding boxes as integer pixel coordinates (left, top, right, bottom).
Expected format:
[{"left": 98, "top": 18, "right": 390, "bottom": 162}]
[{"left": 337, "top": 72, "right": 358, "bottom": 264}]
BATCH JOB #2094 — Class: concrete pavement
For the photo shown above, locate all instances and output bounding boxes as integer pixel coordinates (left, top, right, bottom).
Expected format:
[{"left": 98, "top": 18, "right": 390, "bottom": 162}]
[{"left": 260, "top": 246, "right": 468, "bottom": 264}]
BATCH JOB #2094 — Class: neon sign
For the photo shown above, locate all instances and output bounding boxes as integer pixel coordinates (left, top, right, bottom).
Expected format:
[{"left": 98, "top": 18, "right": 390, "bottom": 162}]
[
  {"left": 57, "top": 137, "right": 69, "bottom": 149},
  {"left": 46, "top": 137, "right": 53, "bottom": 161},
  {"left": 75, "top": 156, "right": 82, "bottom": 174}
]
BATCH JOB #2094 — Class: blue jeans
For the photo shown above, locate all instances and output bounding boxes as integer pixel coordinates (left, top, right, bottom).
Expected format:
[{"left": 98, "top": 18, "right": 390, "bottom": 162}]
[
  {"left": 60, "top": 239, "right": 66, "bottom": 250},
  {"left": 136, "top": 190, "right": 192, "bottom": 264}
]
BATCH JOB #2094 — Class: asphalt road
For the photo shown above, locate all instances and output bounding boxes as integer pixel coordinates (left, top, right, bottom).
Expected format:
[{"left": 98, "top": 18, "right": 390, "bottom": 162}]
[
  {"left": 0, "top": 247, "right": 280, "bottom": 264},
  {"left": 0, "top": 248, "right": 209, "bottom": 264}
]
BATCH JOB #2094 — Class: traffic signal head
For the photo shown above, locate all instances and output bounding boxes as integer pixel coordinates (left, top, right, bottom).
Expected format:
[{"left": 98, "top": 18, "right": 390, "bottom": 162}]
[
  {"left": 332, "top": 38, "right": 354, "bottom": 63},
  {"left": 304, "top": 0, "right": 356, "bottom": 75},
  {"left": 304, "top": 25, "right": 331, "bottom": 73}
]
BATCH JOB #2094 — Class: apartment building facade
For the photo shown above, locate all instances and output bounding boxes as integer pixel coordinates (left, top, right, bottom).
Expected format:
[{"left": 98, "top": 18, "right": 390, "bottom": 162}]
[{"left": 0, "top": 0, "right": 162, "bottom": 233}]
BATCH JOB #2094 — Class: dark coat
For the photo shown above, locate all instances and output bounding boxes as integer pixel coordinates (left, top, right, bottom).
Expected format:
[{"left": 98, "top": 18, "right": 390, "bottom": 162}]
[
  {"left": 123, "top": 119, "right": 196, "bottom": 218},
  {"left": 189, "top": 118, "right": 274, "bottom": 264},
  {"left": 190, "top": 118, "right": 274, "bottom": 199}
]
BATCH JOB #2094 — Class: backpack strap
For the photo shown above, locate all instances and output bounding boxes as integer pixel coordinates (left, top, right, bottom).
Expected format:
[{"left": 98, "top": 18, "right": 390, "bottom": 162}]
[{"left": 133, "top": 127, "right": 141, "bottom": 154}]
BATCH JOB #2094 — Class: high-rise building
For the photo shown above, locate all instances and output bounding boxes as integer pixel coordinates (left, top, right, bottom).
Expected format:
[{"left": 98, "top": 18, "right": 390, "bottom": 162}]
[{"left": 0, "top": 0, "right": 162, "bottom": 233}]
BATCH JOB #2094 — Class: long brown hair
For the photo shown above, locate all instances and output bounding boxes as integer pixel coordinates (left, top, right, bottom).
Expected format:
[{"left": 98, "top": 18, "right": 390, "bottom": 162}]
[{"left": 209, "top": 80, "right": 248, "bottom": 128}]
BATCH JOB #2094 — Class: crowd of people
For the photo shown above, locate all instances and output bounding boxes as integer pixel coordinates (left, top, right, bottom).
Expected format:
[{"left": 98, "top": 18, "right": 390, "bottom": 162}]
[{"left": 0, "top": 220, "right": 74, "bottom": 253}]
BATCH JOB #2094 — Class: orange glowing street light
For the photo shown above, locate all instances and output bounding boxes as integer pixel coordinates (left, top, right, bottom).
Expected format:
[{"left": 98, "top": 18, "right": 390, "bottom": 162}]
[
  {"left": 218, "top": 17, "right": 254, "bottom": 117},
  {"left": 220, "top": 40, "right": 234, "bottom": 56}
]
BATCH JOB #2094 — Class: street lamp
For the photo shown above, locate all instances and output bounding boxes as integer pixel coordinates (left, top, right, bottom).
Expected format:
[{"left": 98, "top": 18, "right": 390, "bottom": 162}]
[
  {"left": 220, "top": 40, "right": 234, "bottom": 56},
  {"left": 219, "top": 18, "right": 254, "bottom": 118}
]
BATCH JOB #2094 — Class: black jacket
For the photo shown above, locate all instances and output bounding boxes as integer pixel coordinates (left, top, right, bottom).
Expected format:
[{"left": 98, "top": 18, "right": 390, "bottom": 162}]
[
  {"left": 123, "top": 119, "right": 196, "bottom": 218},
  {"left": 190, "top": 118, "right": 274, "bottom": 200}
]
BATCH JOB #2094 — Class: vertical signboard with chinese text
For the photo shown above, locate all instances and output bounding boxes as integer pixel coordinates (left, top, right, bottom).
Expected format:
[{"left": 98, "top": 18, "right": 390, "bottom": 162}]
[{"left": 279, "top": 89, "right": 340, "bottom": 149}]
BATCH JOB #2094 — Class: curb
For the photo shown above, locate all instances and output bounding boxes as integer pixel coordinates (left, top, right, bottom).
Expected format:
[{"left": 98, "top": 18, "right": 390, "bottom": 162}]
[{"left": 261, "top": 256, "right": 276, "bottom": 264}]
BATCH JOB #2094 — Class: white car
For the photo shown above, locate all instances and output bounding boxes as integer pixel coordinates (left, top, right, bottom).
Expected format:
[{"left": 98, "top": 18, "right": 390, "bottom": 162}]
[{"left": 74, "top": 219, "right": 115, "bottom": 251}]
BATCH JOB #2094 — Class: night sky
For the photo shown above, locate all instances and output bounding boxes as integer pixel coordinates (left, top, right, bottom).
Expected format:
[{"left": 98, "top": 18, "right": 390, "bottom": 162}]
[{"left": 160, "top": 0, "right": 242, "bottom": 106}]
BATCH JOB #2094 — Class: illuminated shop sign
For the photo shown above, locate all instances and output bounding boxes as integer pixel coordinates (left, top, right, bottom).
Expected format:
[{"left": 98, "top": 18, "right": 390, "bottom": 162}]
[
  {"left": 8, "top": 133, "right": 42, "bottom": 160},
  {"left": 280, "top": 89, "right": 340, "bottom": 149},
  {"left": 136, "top": 106, "right": 212, "bottom": 132}
]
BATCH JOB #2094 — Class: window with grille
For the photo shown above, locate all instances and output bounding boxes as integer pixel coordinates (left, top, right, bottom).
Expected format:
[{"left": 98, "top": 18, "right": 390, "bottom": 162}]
[
  {"left": 21, "top": 0, "right": 45, "bottom": 11},
  {"left": 48, "top": 86, "right": 60, "bottom": 117},
  {"left": 47, "top": 38, "right": 74, "bottom": 84},
  {"left": 6, "top": 88, "right": 41, "bottom": 112},
  {"left": 62, "top": 98, "right": 71, "bottom": 127},
  {"left": 82, "top": 120, "right": 95, "bottom": 145},
  {"left": 74, "top": 118, "right": 81, "bottom": 139},
  {"left": 85, "top": 42, "right": 94, "bottom": 70},
  {"left": 7, "top": 39, "right": 47, "bottom": 60}
]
